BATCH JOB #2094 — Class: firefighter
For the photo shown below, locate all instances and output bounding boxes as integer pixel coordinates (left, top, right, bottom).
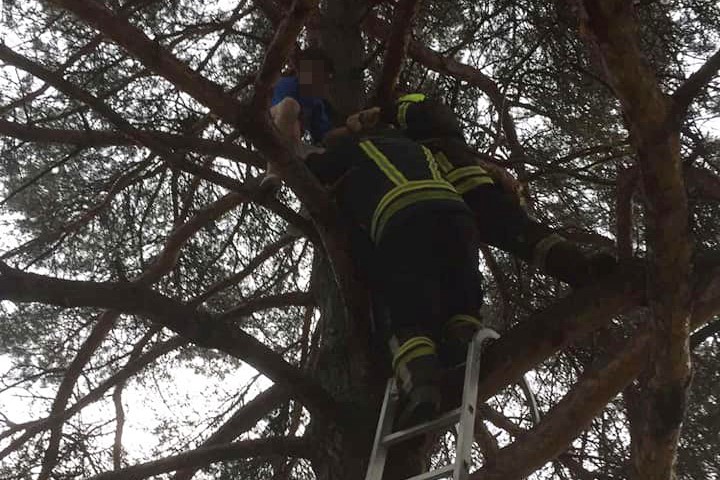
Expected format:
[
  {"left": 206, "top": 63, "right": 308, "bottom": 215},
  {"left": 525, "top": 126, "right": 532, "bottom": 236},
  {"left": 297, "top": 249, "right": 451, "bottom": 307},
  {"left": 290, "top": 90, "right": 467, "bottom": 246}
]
[
  {"left": 347, "top": 94, "right": 617, "bottom": 290},
  {"left": 342, "top": 95, "right": 617, "bottom": 369},
  {"left": 303, "top": 124, "right": 483, "bottom": 427}
]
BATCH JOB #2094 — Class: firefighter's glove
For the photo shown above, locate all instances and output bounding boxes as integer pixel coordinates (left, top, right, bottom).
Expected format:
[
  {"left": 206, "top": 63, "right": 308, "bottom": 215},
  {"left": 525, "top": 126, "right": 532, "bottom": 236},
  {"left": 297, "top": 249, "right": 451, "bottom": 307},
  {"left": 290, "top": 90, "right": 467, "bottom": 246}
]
[{"left": 346, "top": 107, "right": 382, "bottom": 133}]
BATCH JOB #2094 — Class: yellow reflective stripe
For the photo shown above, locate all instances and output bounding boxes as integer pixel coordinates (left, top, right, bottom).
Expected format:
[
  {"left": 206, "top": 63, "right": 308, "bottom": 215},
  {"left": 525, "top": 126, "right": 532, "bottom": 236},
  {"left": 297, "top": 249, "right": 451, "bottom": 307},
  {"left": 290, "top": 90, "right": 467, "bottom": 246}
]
[
  {"left": 434, "top": 151, "right": 454, "bottom": 174},
  {"left": 446, "top": 165, "right": 489, "bottom": 184},
  {"left": 371, "top": 180, "right": 456, "bottom": 239},
  {"left": 392, "top": 336, "right": 436, "bottom": 371},
  {"left": 421, "top": 146, "right": 443, "bottom": 181},
  {"left": 359, "top": 140, "right": 407, "bottom": 186},
  {"left": 373, "top": 187, "right": 464, "bottom": 242},
  {"left": 394, "top": 346, "right": 435, "bottom": 371},
  {"left": 445, "top": 314, "right": 483, "bottom": 330},
  {"left": 397, "top": 93, "right": 426, "bottom": 104},
  {"left": 397, "top": 102, "right": 411, "bottom": 129},
  {"left": 455, "top": 176, "right": 495, "bottom": 195}
]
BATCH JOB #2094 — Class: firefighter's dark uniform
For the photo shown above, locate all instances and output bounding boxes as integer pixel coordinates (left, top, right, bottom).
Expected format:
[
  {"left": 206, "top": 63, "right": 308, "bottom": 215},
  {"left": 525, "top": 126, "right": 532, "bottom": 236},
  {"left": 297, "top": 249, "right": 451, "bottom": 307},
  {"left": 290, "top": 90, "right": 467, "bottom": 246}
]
[
  {"left": 304, "top": 131, "right": 483, "bottom": 423},
  {"left": 388, "top": 93, "right": 614, "bottom": 288}
]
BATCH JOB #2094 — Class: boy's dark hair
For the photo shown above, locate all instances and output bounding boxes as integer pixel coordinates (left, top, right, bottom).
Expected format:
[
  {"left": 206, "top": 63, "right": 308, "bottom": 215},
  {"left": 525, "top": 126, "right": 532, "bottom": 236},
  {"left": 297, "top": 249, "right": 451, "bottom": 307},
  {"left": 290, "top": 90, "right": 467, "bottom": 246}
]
[{"left": 297, "top": 46, "right": 335, "bottom": 74}]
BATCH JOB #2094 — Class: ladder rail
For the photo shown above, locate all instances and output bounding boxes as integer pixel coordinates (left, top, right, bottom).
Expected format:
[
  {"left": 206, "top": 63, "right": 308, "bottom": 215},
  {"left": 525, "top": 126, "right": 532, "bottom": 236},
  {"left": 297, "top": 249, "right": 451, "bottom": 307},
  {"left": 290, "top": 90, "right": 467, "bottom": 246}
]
[
  {"left": 365, "top": 378, "right": 398, "bottom": 480},
  {"left": 453, "top": 328, "right": 499, "bottom": 480},
  {"left": 365, "top": 328, "right": 499, "bottom": 480}
]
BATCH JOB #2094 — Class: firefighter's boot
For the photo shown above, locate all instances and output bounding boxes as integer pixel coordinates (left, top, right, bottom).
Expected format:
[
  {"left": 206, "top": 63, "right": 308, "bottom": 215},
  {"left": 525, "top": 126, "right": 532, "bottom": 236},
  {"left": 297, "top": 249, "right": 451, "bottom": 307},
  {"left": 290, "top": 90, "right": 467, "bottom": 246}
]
[
  {"left": 391, "top": 336, "right": 442, "bottom": 428},
  {"left": 439, "top": 314, "right": 484, "bottom": 367}
]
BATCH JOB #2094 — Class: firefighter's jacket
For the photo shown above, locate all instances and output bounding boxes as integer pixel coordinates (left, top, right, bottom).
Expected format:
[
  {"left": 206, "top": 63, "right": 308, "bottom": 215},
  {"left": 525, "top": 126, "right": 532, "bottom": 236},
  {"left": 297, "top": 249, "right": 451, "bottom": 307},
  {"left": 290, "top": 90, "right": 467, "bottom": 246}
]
[
  {"left": 387, "top": 94, "right": 559, "bottom": 264},
  {"left": 304, "top": 130, "right": 471, "bottom": 245}
]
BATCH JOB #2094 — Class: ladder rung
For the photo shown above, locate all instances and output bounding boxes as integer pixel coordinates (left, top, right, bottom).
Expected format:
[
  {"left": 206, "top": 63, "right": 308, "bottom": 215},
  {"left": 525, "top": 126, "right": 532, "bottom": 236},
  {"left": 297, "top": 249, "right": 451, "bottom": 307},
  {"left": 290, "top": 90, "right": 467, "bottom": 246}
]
[
  {"left": 382, "top": 407, "right": 462, "bottom": 447},
  {"left": 403, "top": 464, "right": 455, "bottom": 480}
]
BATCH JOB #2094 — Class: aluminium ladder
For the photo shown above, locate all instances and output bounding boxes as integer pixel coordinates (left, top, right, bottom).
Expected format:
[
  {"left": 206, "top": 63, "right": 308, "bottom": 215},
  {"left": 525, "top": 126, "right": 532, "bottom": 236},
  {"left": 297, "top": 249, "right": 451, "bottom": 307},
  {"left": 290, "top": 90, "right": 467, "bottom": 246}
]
[{"left": 365, "top": 328, "right": 500, "bottom": 480}]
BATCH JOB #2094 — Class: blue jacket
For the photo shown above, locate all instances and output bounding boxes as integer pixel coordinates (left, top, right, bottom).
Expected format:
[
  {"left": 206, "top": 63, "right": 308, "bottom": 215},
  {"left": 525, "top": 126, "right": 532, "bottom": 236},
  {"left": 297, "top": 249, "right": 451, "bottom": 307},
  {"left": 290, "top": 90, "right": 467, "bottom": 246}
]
[{"left": 272, "top": 75, "right": 332, "bottom": 144}]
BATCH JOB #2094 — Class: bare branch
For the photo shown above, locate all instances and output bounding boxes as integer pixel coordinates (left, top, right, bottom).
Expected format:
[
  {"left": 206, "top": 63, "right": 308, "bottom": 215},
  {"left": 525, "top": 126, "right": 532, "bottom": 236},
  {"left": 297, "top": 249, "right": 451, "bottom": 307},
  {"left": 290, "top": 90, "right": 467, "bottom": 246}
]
[
  {"left": 374, "top": 0, "right": 421, "bottom": 107},
  {"left": 0, "top": 119, "right": 264, "bottom": 167},
  {"left": 250, "top": 0, "right": 318, "bottom": 112},
  {"left": 86, "top": 437, "right": 313, "bottom": 480},
  {"left": 0, "top": 265, "right": 345, "bottom": 424},
  {"left": 136, "top": 193, "right": 245, "bottom": 285},
  {"left": 575, "top": 2, "right": 694, "bottom": 477},
  {"left": 0, "top": 337, "right": 185, "bottom": 459},
  {"left": 36, "top": 311, "right": 119, "bottom": 480},
  {"left": 472, "top": 331, "right": 651, "bottom": 480},
  {"left": 193, "top": 235, "right": 297, "bottom": 305},
  {"left": 173, "top": 386, "right": 289, "bottom": 480},
  {"left": 220, "top": 291, "right": 315, "bottom": 321},
  {"left": 672, "top": 47, "right": 720, "bottom": 121}
]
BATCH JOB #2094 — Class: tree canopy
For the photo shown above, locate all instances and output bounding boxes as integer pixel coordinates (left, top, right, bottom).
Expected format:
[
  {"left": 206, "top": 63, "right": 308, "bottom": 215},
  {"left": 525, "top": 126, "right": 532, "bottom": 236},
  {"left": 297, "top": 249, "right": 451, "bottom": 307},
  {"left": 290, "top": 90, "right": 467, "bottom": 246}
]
[{"left": 0, "top": 0, "right": 719, "bottom": 479}]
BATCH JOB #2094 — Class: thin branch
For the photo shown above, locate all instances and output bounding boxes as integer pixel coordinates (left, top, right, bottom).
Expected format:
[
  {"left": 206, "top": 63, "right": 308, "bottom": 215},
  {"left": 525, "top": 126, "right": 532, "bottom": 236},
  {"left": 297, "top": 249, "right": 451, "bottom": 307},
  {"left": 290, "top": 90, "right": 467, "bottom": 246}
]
[
  {"left": 0, "top": 336, "right": 185, "bottom": 460},
  {"left": 0, "top": 146, "right": 83, "bottom": 208},
  {"left": 173, "top": 386, "right": 289, "bottom": 480},
  {"left": 0, "top": 264, "right": 345, "bottom": 424},
  {"left": 136, "top": 192, "right": 245, "bottom": 285},
  {"left": 193, "top": 234, "right": 296, "bottom": 304},
  {"left": 219, "top": 291, "right": 315, "bottom": 321},
  {"left": 0, "top": 119, "right": 264, "bottom": 167},
  {"left": 36, "top": 310, "right": 119, "bottom": 480},
  {"left": 112, "top": 384, "right": 125, "bottom": 470},
  {"left": 86, "top": 437, "right": 313, "bottom": 480}
]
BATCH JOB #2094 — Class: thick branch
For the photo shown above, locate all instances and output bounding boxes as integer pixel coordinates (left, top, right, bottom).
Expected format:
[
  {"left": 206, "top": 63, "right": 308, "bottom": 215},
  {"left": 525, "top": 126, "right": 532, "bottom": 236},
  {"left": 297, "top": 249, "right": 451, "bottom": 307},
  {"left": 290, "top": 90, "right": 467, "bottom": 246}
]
[
  {"left": 576, "top": 3, "right": 693, "bottom": 477},
  {"left": 86, "top": 437, "right": 313, "bottom": 480},
  {"left": 468, "top": 264, "right": 646, "bottom": 405},
  {"left": 0, "top": 119, "right": 264, "bottom": 167},
  {"left": 672, "top": 47, "right": 720, "bottom": 120},
  {"left": 472, "top": 331, "right": 651, "bottom": 480},
  {"left": 0, "top": 265, "right": 344, "bottom": 423},
  {"left": 374, "top": 0, "right": 421, "bottom": 107},
  {"left": 250, "top": 0, "right": 317, "bottom": 112}
]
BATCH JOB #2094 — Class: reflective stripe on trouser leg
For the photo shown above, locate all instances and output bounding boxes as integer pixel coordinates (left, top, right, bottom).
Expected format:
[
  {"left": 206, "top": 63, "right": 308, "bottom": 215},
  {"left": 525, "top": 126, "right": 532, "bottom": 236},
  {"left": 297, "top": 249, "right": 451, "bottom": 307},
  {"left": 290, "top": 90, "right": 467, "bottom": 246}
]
[
  {"left": 443, "top": 314, "right": 483, "bottom": 334},
  {"left": 389, "top": 336, "right": 437, "bottom": 393}
]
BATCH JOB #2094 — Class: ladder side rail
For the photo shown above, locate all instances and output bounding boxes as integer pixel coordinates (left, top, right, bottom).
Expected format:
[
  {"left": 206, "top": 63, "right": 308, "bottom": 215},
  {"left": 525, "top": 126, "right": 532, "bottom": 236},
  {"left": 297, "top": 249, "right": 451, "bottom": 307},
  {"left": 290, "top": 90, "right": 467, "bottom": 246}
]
[
  {"left": 453, "top": 328, "right": 499, "bottom": 480},
  {"left": 365, "top": 379, "right": 399, "bottom": 480}
]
